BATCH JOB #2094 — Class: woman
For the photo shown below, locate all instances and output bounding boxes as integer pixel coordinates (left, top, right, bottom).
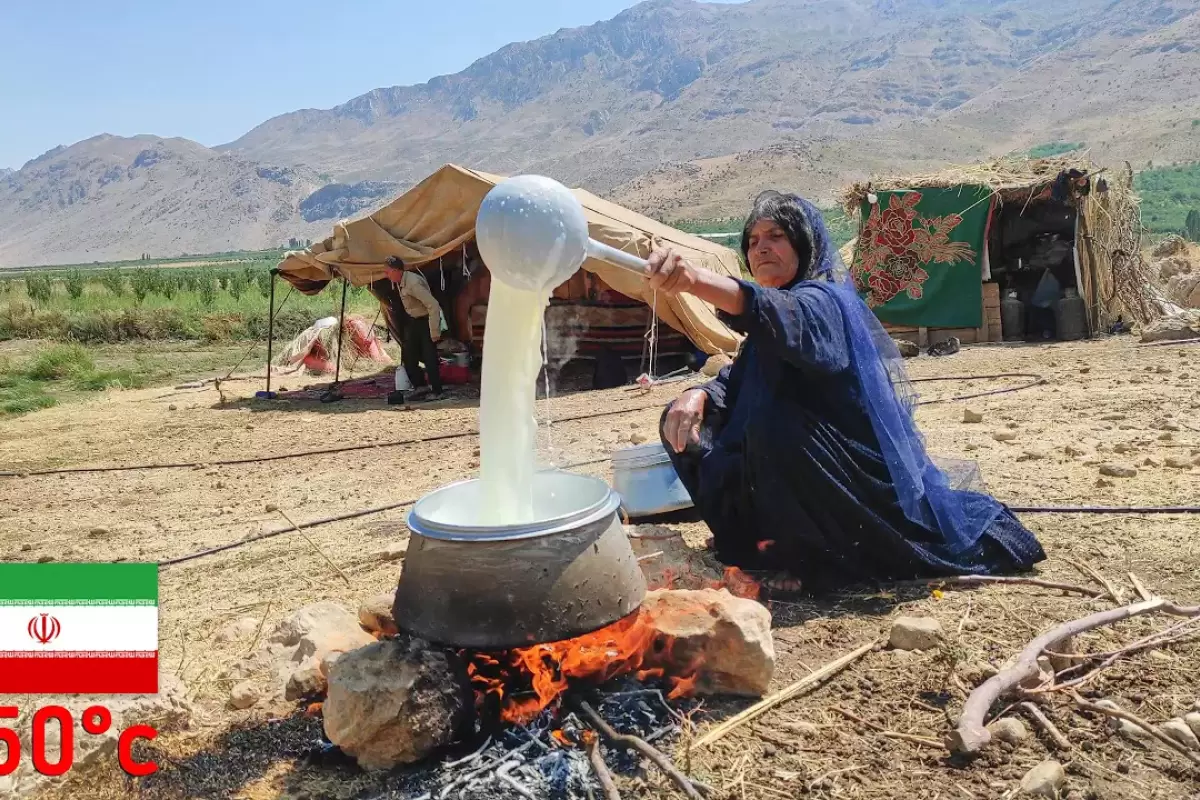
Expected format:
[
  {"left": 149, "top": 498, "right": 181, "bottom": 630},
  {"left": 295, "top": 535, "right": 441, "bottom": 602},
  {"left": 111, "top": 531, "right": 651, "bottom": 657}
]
[{"left": 647, "top": 191, "right": 1045, "bottom": 593}]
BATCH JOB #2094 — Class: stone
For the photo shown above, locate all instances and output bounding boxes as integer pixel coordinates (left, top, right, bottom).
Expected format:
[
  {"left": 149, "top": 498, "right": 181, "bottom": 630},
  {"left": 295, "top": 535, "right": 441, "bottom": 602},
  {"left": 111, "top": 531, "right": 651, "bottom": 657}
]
[
  {"left": 1099, "top": 463, "right": 1137, "bottom": 478},
  {"left": 1018, "top": 448, "right": 1048, "bottom": 462},
  {"left": 1095, "top": 478, "right": 1114, "bottom": 488},
  {"left": 1183, "top": 712, "right": 1200, "bottom": 738},
  {"left": 376, "top": 543, "right": 408, "bottom": 562},
  {"left": 19, "top": 544, "right": 31, "bottom": 552},
  {"left": 215, "top": 617, "right": 261, "bottom": 643},
  {"left": 779, "top": 720, "right": 820, "bottom": 737},
  {"left": 265, "top": 503, "right": 279, "bottom": 512},
  {"left": 888, "top": 617, "right": 943, "bottom": 652},
  {"left": 1019, "top": 760, "right": 1065, "bottom": 798},
  {"left": 270, "top": 601, "right": 375, "bottom": 666},
  {"left": 229, "top": 681, "right": 260, "bottom": 710},
  {"left": 963, "top": 408, "right": 984, "bottom": 424},
  {"left": 1143, "top": 457, "right": 1160, "bottom": 468},
  {"left": 168, "top": 404, "right": 178, "bottom": 411},
  {"left": 1140, "top": 314, "right": 1200, "bottom": 344},
  {"left": 992, "top": 430, "right": 1018, "bottom": 443},
  {"left": 1093, "top": 699, "right": 1150, "bottom": 742},
  {"left": 286, "top": 656, "right": 327, "bottom": 701},
  {"left": 87, "top": 526, "right": 110, "bottom": 538},
  {"left": 642, "top": 589, "right": 775, "bottom": 696},
  {"left": 701, "top": 353, "right": 733, "bottom": 377},
  {"left": 894, "top": 339, "right": 920, "bottom": 358},
  {"left": 1160, "top": 718, "right": 1200, "bottom": 750},
  {"left": 323, "top": 635, "right": 469, "bottom": 770},
  {"left": 989, "top": 717, "right": 1029, "bottom": 745},
  {"left": 1100, "top": 413, "right": 1127, "bottom": 421},
  {"left": 358, "top": 591, "right": 399, "bottom": 638},
  {"left": 1113, "top": 443, "right": 1134, "bottom": 454},
  {"left": 1166, "top": 456, "right": 1193, "bottom": 469},
  {"left": 630, "top": 432, "right": 649, "bottom": 445}
]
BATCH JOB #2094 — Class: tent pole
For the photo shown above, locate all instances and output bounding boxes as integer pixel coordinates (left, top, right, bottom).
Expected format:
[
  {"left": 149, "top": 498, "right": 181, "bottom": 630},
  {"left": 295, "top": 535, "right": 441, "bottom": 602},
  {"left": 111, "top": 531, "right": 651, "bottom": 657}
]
[
  {"left": 334, "top": 276, "right": 349, "bottom": 384},
  {"left": 265, "top": 269, "right": 277, "bottom": 394}
]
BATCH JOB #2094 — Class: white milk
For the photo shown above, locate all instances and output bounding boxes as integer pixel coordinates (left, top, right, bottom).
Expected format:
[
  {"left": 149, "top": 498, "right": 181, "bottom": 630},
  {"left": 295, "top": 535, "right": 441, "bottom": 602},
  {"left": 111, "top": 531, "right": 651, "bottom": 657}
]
[{"left": 478, "top": 280, "right": 552, "bottom": 524}]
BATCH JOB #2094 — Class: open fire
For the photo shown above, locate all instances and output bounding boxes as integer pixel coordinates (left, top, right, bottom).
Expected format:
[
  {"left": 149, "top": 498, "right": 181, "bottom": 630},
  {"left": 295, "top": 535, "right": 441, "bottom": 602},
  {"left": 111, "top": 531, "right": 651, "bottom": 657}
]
[{"left": 465, "top": 567, "right": 762, "bottom": 724}]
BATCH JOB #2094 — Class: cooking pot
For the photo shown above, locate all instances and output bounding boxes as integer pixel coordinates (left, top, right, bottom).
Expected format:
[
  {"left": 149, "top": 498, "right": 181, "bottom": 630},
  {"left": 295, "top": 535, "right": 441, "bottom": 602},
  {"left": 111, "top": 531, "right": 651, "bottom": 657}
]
[
  {"left": 611, "top": 442, "right": 694, "bottom": 518},
  {"left": 394, "top": 470, "right": 646, "bottom": 649}
]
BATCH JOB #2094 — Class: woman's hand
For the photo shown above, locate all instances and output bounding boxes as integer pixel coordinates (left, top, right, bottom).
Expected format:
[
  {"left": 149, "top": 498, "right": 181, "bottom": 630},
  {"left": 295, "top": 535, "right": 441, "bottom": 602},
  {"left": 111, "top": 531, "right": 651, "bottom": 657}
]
[
  {"left": 646, "top": 248, "right": 700, "bottom": 296},
  {"left": 663, "top": 388, "right": 706, "bottom": 453}
]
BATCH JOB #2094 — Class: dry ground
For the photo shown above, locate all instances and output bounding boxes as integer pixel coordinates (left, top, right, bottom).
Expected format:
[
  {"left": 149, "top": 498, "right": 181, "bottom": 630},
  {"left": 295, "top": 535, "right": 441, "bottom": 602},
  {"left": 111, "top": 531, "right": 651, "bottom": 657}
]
[{"left": 2, "top": 336, "right": 1199, "bottom": 799}]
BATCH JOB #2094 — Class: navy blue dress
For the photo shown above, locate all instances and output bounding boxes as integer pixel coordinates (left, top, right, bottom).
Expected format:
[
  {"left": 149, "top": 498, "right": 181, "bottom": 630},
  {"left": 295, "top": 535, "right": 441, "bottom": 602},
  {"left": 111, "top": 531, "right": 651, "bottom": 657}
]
[{"left": 663, "top": 279, "right": 1046, "bottom": 590}]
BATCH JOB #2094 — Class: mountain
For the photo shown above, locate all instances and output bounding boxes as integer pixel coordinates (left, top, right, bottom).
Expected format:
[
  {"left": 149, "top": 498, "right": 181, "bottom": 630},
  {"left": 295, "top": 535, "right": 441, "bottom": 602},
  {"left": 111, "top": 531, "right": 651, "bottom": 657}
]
[
  {"left": 3, "top": 0, "right": 1199, "bottom": 266},
  {"left": 0, "top": 135, "right": 337, "bottom": 267}
]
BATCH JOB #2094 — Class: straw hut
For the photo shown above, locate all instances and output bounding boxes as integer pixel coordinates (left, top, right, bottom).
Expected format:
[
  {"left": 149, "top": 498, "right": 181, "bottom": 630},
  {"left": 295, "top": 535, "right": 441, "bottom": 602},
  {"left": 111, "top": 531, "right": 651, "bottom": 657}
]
[{"left": 839, "top": 156, "right": 1167, "bottom": 346}]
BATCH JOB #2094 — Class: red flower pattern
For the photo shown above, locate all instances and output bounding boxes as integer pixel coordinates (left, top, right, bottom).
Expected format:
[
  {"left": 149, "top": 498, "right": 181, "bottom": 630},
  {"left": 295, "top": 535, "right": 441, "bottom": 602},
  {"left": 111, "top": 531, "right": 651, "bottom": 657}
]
[{"left": 853, "top": 192, "right": 975, "bottom": 308}]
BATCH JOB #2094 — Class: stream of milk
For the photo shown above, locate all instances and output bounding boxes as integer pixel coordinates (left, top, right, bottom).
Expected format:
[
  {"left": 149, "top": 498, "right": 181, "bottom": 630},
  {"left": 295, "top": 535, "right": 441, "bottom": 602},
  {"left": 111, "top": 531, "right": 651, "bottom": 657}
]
[{"left": 478, "top": 280, "right": 552, "bottom": 524}]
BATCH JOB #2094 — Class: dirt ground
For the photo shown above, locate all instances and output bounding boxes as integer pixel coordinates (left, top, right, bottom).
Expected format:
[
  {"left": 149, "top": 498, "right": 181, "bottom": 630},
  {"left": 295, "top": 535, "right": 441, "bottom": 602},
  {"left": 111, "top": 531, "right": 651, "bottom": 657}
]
[{"left": 2, "top": 335, "right": 1199, "bottom": 799}]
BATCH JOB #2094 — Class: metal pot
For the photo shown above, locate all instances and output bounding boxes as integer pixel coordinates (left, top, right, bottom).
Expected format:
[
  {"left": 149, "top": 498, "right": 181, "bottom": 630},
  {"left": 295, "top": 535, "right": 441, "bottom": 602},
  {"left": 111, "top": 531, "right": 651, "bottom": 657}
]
[{"left": 394, "top": 470, "right": 646, "bottom": 649}]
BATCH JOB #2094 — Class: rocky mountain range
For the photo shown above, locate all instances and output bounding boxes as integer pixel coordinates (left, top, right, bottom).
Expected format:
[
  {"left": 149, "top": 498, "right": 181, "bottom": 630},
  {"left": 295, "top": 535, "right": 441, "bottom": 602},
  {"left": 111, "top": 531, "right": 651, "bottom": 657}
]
[{"left": 3, "top": 0, "right": 1199, "bottom": 267}]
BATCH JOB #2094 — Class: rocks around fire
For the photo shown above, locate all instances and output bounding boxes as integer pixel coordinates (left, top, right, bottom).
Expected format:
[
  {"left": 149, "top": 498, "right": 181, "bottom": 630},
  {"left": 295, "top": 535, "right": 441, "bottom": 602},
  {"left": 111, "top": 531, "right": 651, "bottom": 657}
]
[
  {"left": 323, "top": 634, "right": 471, "bottom": 770},
  {"left": 359, "top": 590, "right": 400, "bottom": 637},
  {"left": 219, "top": 600, "right": 376, "bottom": 703},
  {"left": 641, "top": 587, "right": 775, "bottom": 696}
]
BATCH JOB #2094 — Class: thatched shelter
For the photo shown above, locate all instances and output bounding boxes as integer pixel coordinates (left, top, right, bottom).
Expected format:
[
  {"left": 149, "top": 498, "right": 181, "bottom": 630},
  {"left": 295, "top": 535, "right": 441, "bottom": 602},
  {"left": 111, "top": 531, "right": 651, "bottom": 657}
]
[{"left": 839, "top": 155, "right": 1171, "bottom": 345}]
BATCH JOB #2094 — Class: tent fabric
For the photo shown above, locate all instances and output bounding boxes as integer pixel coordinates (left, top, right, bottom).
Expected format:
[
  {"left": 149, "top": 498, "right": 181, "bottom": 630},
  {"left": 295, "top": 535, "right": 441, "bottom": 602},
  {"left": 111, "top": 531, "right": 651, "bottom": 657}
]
[{"left": 276, "top": 164, "right": 744, "bottom": 356}]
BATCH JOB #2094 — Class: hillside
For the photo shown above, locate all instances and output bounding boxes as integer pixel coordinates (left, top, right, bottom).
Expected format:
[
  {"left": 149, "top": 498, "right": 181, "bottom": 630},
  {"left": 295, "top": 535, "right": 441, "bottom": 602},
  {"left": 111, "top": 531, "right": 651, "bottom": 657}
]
[{"left": 3, "top": 0, "right": 1199, "bottom": 265}]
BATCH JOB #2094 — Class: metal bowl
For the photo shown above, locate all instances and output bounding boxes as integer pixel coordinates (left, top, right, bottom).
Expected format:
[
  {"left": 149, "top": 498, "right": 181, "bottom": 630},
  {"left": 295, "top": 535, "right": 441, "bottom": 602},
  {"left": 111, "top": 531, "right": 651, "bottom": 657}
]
[{"left": 393, "top": 470, "right": 646, "bottom": 649}]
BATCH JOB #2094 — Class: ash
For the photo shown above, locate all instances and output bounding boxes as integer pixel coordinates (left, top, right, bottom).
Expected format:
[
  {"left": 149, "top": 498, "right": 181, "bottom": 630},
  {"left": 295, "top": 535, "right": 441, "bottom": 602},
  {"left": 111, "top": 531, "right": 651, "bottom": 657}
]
[{"left": 363, "top": 678, "right": 688, "bottom": 800}]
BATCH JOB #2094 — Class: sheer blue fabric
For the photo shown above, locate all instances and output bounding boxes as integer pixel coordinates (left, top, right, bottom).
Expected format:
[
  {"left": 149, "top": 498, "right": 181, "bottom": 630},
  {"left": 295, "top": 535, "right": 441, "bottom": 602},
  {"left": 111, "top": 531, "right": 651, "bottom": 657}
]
[{"left": 775, "top": 196, "right": 992, "bottom": 554}]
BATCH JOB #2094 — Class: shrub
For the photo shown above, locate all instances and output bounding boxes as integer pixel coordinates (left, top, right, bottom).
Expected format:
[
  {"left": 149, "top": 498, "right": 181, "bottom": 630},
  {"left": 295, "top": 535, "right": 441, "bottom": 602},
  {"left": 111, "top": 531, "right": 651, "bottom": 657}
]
[
  {"left": 64, "top": 270, "right": 86, "bottom": 300},
  {"left": 99, "top": 268, "right": 125, "bottom": 296},
  {"left": 24, "top": 343, "right": 94, "bottom": 380},
  {"left": 24, "top": 274, "right": 53, "bottom": 304}
]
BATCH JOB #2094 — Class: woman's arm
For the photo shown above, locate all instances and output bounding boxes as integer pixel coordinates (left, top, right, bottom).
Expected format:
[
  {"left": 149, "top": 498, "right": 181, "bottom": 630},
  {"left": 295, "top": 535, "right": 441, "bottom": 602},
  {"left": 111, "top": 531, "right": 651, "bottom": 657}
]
[{"left": 646, "top": 248, "right": 847, "bottom": 373}]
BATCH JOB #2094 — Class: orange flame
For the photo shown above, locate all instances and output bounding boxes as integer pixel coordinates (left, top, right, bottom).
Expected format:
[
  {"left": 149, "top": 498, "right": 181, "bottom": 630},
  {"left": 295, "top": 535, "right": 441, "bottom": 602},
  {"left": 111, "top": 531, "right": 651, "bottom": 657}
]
[
  {"left": 464, "top": 607, "right": 700, "bottom": 725},
  {"left": 711, "top": 566, "right": 762, "bottom": 601}
]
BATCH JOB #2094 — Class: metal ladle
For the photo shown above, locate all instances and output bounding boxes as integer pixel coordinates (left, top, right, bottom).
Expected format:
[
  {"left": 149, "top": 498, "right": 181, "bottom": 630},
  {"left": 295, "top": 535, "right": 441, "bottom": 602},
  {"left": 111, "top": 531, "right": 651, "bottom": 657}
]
[{"left": 475, "top": 174, "right": 650, "bottom": 294}]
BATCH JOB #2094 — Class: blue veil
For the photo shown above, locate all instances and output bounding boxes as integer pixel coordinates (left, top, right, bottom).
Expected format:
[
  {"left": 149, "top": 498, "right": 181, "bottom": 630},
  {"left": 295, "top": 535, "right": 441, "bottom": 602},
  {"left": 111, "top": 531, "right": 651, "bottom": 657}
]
[{"left": 786, "top": 195, "right": 997, "bottom": 554}]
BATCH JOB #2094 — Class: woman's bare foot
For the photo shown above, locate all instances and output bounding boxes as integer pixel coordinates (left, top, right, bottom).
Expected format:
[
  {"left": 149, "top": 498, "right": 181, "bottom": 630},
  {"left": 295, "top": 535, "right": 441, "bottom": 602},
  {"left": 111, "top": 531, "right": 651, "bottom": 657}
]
[{"left": 761, "top": 573, "right": 803, "bottom": 596}]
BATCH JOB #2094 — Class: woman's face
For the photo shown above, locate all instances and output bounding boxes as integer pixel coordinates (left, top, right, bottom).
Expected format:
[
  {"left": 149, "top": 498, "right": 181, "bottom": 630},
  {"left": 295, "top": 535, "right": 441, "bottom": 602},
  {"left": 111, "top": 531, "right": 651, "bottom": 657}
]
[{"left": 746, "top": 219, "right": 801, "bottom": 289}]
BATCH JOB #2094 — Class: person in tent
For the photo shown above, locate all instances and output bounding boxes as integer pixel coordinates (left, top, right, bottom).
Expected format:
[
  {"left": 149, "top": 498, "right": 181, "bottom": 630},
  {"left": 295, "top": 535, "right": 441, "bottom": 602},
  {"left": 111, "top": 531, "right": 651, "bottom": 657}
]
[
  {"left": 647, "top": 191, "right": 1045, "bottom": 595},
  {"left": 385, "top": 256, "right": 445, "bottom": 401}
]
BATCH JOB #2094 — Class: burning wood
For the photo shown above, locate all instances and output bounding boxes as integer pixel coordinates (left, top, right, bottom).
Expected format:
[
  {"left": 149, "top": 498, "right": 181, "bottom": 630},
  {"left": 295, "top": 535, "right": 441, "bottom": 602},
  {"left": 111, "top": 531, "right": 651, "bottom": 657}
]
[{"left": 464, "top": 588, "right": 774, "bottom": 725}]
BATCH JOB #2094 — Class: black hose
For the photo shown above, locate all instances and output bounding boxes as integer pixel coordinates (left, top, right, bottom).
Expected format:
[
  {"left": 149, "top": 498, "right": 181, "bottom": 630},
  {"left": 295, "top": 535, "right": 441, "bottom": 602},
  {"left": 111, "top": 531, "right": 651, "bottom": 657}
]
[
  {"left": 1010, "top": 506, "right": 1200, "bottom": 515},
  {"left": 158, "top": 455, "right": 611, "bottom": 568},
  {"left": 0, "top": 404, "right": 663, "bottom": 478}
]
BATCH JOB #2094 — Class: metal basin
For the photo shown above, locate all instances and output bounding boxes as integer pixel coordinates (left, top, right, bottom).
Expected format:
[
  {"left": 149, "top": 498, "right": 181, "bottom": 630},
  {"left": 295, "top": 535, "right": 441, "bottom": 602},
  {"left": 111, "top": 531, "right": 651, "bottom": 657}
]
[{"left": 394, "top": 470, "right": 647, "bottom": 649}]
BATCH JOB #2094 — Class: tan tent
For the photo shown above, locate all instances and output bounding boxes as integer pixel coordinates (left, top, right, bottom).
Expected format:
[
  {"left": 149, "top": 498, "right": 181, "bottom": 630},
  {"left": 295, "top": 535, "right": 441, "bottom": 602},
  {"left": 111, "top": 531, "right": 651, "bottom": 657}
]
[{"left": 276, "top": 164, "right": 744, "bottom": 355}]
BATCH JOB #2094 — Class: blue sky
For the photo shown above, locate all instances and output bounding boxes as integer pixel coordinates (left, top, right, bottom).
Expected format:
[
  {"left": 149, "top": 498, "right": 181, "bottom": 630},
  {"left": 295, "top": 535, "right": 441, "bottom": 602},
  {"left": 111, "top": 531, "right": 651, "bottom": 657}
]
[{"left": 0, "top": 1, "right": 740, "bottom": 171}]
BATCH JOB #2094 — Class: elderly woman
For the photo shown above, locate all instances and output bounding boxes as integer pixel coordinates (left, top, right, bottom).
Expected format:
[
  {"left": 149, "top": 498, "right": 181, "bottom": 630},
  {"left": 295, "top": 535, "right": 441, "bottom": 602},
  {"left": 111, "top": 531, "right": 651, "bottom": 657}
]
[{"left": 647, "top": 192, "right": 1045, "bottom": 594}]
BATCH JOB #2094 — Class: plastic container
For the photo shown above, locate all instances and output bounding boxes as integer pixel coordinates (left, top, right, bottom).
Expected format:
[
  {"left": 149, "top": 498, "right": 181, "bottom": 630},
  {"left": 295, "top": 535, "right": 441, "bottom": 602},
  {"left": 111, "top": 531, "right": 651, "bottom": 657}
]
[
  {"left": 1055, "top": 287, "right": 1087, "bottom": 341},
  {"left": 611, "top": 442, "right": 695, "bottom": 518},
  {"left": 1001, "top": 290, "right": 1026, "bottom": 342}
]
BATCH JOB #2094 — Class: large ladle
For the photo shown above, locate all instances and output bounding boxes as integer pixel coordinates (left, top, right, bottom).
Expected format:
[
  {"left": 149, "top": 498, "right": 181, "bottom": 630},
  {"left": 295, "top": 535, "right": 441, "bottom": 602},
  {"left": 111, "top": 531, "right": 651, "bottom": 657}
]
[{"left": 475, "top": 174, "right": 650, "bottom": 293}]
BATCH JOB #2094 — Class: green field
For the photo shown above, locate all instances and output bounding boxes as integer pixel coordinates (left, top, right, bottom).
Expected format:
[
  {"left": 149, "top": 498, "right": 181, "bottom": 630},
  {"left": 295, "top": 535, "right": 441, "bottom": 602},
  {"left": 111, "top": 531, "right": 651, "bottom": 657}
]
[
  {"left": 0, "top": 263, "right": 380, "bottom": 345},
  {"left": 1135, "top": 162, "right": 1200, "bottom": 239}
]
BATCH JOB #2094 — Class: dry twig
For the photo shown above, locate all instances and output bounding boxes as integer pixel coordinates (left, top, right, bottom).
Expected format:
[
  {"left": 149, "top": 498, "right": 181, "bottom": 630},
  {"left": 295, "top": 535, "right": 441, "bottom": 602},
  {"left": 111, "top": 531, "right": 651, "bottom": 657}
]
[
  {"left": 586, "top": 737, "right": 622, "bottom": 800},
  {"left": 1071, "top": 692, "right": 1200, "bottom": 767},
  {"left": 949, "top": 597, "right": 1200, "bottom": 754},
  {"left": 1128, "top": 572, "right": 1154, "bottom": 602},
  {"left": 578, "top": 700, "right": 705, "bottom": 800},
  {"left": 834, "top": 707, "right": 943, "bottom": 749},
  {"left": 277, "top": 508, "right": 352, "bottom": 586},
  {"left": 1064, "top": 557, "right": 1123, "bottom": 604},
  {"left": 1017, "top": 702, "right": 1071, "bottom": 751},
  {"left": 917, "top": 575, "right": 1101, "bottom": 597},
  {"left": 691, "top": 640, "right": 876, "bottom": 749}
]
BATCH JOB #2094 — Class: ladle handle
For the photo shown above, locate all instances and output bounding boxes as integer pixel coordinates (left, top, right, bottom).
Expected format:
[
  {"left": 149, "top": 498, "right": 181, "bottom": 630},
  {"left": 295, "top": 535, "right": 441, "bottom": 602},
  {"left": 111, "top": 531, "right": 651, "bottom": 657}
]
[{"left": 587, "top": 239, "right": 650, "bottom": 276}]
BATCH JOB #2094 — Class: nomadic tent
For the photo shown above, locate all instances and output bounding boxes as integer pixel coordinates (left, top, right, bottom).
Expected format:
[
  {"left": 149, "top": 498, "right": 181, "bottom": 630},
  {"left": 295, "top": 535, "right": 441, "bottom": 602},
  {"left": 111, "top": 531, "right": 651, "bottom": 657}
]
[
  {"left": 275, "top": 164, "right": 744, "bottom": 364},
  {"left": 839, "top": 156, "right": 1167, "bottom": 345}
]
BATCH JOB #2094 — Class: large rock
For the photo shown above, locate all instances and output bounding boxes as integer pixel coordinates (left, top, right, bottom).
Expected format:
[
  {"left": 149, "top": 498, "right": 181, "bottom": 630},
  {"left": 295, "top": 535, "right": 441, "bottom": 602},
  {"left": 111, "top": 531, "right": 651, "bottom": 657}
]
[
  {"left": 894, "top": 339, "right": 920, "bottom": 358},
  {"left": 1140, "top": 313, "right": 1200, "bottom": 343},
  {"left": 988, "top": 717, "right": 1029, "bottom": 745},
  {"left": 889, "top": 617, "right": 943, "bottom": 651},
  {"left": 1152, "top": 235, "right": 1188, "bottom": 259},
  {"left": 323, "top": 635, "right": 469, "bottom": 771},
  {"left": 359, "top": 591, "right": 399, "bottom": 638},
  {"left": 1019, "top": 760, "right": 1065, "bottom": 798},
  {"left": 641, "top": 588, "right": 775, "bottom": 697},
  {"left": 269, "top": 601, "right": 375, "bottom": 664}
]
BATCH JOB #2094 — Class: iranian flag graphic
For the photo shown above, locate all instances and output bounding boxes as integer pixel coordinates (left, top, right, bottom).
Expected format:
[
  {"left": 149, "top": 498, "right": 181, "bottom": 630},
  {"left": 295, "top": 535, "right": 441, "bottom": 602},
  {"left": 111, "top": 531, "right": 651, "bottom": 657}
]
[{"left": 0, "top": 563, "right": 158, "bottom": 694}]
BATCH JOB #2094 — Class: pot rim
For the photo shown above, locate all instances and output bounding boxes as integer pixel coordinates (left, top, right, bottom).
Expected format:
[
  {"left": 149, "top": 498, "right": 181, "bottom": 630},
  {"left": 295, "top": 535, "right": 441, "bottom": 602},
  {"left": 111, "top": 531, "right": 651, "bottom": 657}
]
[{"left": 406, "top": 470, "right": 622, "bottom": 542}]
